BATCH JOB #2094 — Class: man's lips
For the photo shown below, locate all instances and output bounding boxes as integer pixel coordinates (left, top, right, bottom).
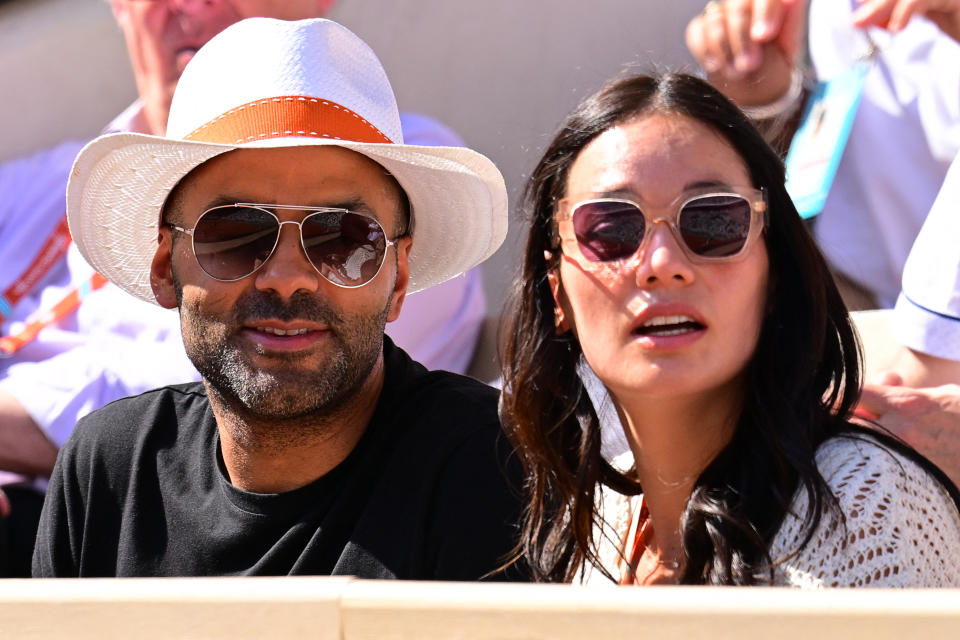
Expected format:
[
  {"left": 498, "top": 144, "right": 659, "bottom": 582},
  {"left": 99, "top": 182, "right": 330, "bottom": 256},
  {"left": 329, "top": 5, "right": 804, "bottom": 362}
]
[
  {"left": 241, "top": 320, "right": 330, "bottom": 350},
  {"left": 255, "top": 326, "right": 313, "bottom": 337}
]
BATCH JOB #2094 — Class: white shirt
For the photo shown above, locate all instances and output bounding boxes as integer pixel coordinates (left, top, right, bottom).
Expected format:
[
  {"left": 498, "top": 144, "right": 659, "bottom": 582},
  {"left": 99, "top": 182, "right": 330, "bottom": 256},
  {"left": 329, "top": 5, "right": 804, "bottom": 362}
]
[
  {"left": 892, "top": 153, "right": 960, "bottom": 361},
  {"left": 809, "top": 0, "right": 960, "bottom": 307}
]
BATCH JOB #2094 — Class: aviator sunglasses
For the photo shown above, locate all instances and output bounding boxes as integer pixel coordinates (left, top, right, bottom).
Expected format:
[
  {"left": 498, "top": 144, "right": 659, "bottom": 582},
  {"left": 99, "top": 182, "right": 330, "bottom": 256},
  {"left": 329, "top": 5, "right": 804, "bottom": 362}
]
[
  {"left": 556, "top": 186, "right": 768, "bottom": 265},
  {"left": 168, "top": 203, "right": 400, "bottom": 288}
]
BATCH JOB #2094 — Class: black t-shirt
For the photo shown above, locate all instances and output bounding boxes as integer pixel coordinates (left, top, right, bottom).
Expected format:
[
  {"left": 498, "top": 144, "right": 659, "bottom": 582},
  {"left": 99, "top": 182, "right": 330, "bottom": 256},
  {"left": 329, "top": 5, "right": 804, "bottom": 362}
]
[{"left": 33, "top": 338, "right": 525, "bottom": 580}]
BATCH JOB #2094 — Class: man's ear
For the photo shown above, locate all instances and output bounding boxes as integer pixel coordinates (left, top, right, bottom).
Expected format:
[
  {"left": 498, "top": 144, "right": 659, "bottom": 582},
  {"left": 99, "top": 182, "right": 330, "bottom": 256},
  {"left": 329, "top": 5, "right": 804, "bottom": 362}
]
[
  {"left": 386, "top": 235, "right": 412, "bottom": 323},
  {"left": 150, "top": 227, "right": 178, "bottom": 309}
]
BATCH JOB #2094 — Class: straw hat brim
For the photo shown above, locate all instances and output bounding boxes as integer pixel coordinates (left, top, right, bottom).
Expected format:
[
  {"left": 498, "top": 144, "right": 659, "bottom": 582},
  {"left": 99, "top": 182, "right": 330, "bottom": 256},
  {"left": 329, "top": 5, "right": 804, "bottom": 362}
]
[{"left": 66, "top": 132, "right": 508, "bottom": 303}]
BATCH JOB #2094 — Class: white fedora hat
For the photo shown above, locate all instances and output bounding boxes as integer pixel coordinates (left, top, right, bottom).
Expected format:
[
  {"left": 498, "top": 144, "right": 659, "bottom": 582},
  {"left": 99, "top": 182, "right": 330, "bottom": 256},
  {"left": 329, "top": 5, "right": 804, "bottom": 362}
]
[{"left": 66, "top": 17, "right": 507, "bottom": 303}]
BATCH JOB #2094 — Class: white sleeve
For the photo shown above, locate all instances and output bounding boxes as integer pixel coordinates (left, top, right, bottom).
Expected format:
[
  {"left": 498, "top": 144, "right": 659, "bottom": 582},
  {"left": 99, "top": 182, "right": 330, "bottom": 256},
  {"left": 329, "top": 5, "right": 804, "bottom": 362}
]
[
  {"left": 892, "top": 154, "right": 960, "bottom": 362},
  {"left": 0, "top": 280, "right": 199, "bottom": 447}
]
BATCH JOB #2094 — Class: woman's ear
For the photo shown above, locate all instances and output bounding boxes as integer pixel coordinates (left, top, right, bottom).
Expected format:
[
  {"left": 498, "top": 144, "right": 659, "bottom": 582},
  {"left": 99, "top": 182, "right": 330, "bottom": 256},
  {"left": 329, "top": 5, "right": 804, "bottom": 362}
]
[
  {"left": 150, "top": 228, "right": 178, "bottom": 309},
  {"left": 545, "top": 252, "right": 571, "bottom": 334}
]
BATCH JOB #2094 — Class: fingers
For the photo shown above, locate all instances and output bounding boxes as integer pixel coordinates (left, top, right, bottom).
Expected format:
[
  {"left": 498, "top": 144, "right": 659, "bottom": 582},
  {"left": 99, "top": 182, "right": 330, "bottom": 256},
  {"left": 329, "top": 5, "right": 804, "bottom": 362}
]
[
  {"left": 687, "top": 3, "right": 733, "bottom": 74},
  {"left": 752, "top": 0, "right": 790, "bottom": 40},
  {"left": 852, "top": 0, "right": 902, "bottom": 30},
  {"left": 856, "top": 382, "right": 895, "bottom": 419},
  {"left": 775, "top": 0, "right": 809, "bottom": 62},
  {"left": 851, "top": 0, "right": 958, "bottom": 33},
  {"left": 0, "top": 488, "right": 9, "bottom": 519},
  {"left": 687, "top": 0, "right": 798, "bottom": 76},
  {"left": 726, "top": 0, "right": 763, "bottom": 74},
  {"left": 889, "top": 0, "right": 924, "bottom": 31}
]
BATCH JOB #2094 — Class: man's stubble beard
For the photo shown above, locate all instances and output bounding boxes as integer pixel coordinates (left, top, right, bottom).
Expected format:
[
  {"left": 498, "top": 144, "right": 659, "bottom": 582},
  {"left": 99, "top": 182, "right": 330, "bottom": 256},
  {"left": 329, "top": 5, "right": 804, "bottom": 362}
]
[{"left": 174, "top": 276, "right": 390, "bottom": 429}]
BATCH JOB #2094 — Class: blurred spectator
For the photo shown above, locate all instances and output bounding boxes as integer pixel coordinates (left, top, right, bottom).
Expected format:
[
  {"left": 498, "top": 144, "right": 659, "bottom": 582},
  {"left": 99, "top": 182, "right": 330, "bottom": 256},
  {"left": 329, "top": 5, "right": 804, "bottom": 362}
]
[
  {"left": 859, "top": 150, "right": 960, "bottom": 487},
  {"left": 686, "top": 0, "right": 960, "bottom": 309}
]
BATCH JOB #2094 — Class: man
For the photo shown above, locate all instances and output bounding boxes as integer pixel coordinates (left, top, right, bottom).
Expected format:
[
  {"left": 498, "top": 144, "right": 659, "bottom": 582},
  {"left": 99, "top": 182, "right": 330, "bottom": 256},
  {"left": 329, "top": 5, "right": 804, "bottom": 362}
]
[
  {"left": 107, "top": 0, "right": 486, "bottom": 376},
  {"left": 1, "top": 0, "right": 484, "bottom": 574},
  {"left": 33, "top": 17, "right": 520, "bottom": 579}
]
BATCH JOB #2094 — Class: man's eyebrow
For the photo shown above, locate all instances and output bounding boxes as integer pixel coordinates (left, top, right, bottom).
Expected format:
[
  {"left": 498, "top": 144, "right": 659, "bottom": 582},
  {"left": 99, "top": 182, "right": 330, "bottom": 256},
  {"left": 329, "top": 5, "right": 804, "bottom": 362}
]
[
  {"left": 320, "top": 197, "right": 373, "bottom": 213},
  {"left": 197, "top": 197, "right": 377, "bottom": 213}
]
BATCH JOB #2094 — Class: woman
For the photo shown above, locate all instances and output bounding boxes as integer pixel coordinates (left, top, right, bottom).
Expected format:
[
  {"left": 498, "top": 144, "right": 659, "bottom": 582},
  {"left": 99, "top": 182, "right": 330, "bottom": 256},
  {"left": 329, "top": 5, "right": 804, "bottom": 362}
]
[{"left": 499, "top": 73, "right": 960, "bottom": 586}]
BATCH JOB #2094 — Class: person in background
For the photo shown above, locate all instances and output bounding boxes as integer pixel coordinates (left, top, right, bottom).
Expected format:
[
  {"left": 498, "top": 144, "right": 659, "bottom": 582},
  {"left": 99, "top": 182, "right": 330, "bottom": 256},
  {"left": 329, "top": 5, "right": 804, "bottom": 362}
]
[
  {"left": 686, "top": 0, "right": 960, "bottom": 490},
  {"left": 499, "top": 72, "right": 960, "bottom": 586},
  {"left": 1, "top": 0, "right": 485, "bottom": 575},
  {"left": 685, "top": 0, "right": 960, "bottom": 310},
  {"left": 858, "top": 151, "right": 960, "bottom": 487}
]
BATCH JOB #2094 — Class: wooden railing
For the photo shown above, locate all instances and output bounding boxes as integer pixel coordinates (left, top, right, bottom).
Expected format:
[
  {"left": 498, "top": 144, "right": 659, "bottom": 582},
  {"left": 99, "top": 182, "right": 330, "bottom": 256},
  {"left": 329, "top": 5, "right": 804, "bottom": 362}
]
[{"left": 2, "top": 579, "right": 959, "bottom": 639}]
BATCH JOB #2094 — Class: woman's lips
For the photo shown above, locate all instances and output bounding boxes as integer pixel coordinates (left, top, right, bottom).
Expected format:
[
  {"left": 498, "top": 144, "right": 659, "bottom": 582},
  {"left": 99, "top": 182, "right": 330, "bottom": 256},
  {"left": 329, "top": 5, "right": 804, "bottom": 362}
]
[
  {"left": 629, "top": 305, "right": 707, "bottom": 349},
  {"left": 632, "top": 314, "right": 704, "bottom": 337}
]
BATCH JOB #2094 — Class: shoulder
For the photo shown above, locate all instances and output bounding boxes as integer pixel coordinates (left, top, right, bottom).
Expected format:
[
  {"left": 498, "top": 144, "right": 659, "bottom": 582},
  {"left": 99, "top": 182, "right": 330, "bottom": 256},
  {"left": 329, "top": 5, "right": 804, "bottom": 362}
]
[
  {"left": 393, "top": 368, "right": 501, "bottom": 448},
  {"left": 62, "top": 382, "right": 209, "bottom": 461},
  {"left": 772, "top": 434, "right": 960, "bottom": 587},
  {"left": 381, "top": 339, "right": 499, "bottom": 435},
  {"left": 77, "top": 381, "right": 208, "bottom": 426}
]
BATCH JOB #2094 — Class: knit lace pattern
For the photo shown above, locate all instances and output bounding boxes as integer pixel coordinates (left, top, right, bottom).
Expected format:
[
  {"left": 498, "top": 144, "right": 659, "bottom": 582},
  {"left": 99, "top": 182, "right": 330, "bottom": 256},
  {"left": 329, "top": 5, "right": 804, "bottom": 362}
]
[{"left": 583, "top": 435, "right": 960, "bottom": 587}]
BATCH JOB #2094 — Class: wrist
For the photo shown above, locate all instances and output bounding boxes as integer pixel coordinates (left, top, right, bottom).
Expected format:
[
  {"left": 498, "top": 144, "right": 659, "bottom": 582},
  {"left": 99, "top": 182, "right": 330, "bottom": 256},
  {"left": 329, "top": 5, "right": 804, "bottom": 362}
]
[{"left": 741, "top": 67, "right": 805, "bottom": 120}]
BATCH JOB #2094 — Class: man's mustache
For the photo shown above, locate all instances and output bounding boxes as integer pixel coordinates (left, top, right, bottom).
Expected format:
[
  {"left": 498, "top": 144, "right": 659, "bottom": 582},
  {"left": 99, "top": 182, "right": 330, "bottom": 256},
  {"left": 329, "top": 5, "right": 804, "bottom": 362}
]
[{"left": 231, "top": 290, "right": 343, "bottom": 326}]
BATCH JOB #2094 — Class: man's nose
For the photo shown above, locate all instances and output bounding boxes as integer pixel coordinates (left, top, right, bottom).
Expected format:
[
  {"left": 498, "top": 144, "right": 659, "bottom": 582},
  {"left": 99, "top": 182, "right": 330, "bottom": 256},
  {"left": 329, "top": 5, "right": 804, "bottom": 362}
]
[{"left": 253, "top": 222, "right": 323, "bottom": 297}]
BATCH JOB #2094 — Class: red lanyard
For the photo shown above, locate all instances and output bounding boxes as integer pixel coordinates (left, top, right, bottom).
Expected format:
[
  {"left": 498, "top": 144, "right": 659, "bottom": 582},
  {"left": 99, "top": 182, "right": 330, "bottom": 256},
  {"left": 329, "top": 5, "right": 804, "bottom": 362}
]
[
  {"left": 618, "top": 497, "right": 651, "bottom": 585},
  {"left": 0, "top": 216, "right": 73, "bottom": 321},
  {"left": 0, "top": 215, "right": 110, "bottom": 357}
]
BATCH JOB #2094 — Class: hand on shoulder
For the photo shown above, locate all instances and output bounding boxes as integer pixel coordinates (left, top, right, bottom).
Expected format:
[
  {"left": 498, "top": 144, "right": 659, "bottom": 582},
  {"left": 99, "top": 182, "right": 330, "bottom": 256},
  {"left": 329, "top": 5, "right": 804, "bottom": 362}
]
[{"left": 858, "top": 379, "right": 960, "bottom": 488}]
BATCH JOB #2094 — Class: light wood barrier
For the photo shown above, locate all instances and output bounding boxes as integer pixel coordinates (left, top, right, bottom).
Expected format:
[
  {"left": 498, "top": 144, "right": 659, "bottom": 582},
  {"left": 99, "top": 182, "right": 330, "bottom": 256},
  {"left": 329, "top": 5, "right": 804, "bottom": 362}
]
[{"left": 2, "top": 579, "right": 959, "bottom": 639}]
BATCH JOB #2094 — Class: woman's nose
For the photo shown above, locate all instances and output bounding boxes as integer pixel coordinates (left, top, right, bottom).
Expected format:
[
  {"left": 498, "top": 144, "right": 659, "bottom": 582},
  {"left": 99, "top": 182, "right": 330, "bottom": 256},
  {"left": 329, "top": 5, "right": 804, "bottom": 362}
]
[{"left": 632, "top": 221, "right": 695, "bottom": 288}]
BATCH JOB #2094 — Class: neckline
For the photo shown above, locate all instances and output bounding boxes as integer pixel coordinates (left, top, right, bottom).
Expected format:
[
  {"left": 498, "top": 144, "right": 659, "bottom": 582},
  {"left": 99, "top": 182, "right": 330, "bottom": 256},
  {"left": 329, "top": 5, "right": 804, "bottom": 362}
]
[{"left": 617, "top": 496, "right": 680, "bottom": 585}]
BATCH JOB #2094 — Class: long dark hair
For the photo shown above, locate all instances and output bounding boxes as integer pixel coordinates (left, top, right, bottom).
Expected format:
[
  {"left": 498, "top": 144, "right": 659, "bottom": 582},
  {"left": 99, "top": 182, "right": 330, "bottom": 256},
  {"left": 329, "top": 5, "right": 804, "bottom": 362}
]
[{"left": 499, "top": 72, "right": 865, "bottom": 584}]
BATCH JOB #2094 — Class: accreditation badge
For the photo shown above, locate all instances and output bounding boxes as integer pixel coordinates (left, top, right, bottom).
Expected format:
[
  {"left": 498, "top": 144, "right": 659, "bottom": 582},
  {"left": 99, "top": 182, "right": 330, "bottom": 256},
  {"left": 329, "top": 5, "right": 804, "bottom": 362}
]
[{"left": 784, "top": 62, "right": 871, "bottom": 219}]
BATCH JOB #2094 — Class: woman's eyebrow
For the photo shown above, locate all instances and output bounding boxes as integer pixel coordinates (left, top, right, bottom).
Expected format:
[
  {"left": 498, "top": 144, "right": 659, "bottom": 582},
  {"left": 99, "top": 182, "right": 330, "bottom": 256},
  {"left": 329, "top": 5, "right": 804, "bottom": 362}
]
[{"left": 683, "top": 179, "right": 731, "bottom": 190}]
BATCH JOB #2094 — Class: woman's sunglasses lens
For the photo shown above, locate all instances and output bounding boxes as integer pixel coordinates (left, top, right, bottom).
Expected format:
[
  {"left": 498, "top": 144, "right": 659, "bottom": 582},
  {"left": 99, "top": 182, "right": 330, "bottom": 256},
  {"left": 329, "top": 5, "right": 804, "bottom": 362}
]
[
  {"left": 572, "top": 201, "right": 646, "bottom": 262},
  {"left": 193, "top": 207, "right": 279, "bottom": 280},
  {"left": 302, "top": 211, "right": 387, "bottom": 287},
  {"left": 679, "top": 195, "right": 752, "bottom": 257}
]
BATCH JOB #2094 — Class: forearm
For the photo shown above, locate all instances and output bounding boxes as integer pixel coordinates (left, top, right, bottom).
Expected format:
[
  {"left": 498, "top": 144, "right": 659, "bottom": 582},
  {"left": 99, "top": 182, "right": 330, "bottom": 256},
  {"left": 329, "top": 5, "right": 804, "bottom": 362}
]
[{"left": 0, "top": 388, "right": 58, "bottom": 477}]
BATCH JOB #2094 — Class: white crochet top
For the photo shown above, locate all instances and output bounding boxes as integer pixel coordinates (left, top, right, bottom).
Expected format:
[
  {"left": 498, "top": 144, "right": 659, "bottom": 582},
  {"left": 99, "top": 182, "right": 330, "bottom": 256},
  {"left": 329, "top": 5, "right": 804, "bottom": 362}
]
[{"left": 581, "top": 435, "right": 960, "bottom": 587}]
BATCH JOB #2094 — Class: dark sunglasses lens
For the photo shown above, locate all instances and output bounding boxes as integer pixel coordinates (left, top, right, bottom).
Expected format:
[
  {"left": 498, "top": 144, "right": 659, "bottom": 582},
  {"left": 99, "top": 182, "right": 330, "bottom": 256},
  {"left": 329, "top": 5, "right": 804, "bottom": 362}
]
[
  {"left": 571, "top": 201, "right": 646, "bottom": 262},
  {"left": 192, "top": 207, "right": 278, "bottom": 280},
  {"left": 679, "top": 195, "right": 752, "bottom": 257},
  {"left": 302, "top": 211, "right": 387, "bottom": 286}
]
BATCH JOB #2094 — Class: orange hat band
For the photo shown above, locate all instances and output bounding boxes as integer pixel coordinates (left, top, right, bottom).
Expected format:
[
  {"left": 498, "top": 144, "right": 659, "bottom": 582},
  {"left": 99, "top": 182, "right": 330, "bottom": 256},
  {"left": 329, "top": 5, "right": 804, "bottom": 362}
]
[{"left": 184, "top": 95, "right": 394, "bottom": 145}]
